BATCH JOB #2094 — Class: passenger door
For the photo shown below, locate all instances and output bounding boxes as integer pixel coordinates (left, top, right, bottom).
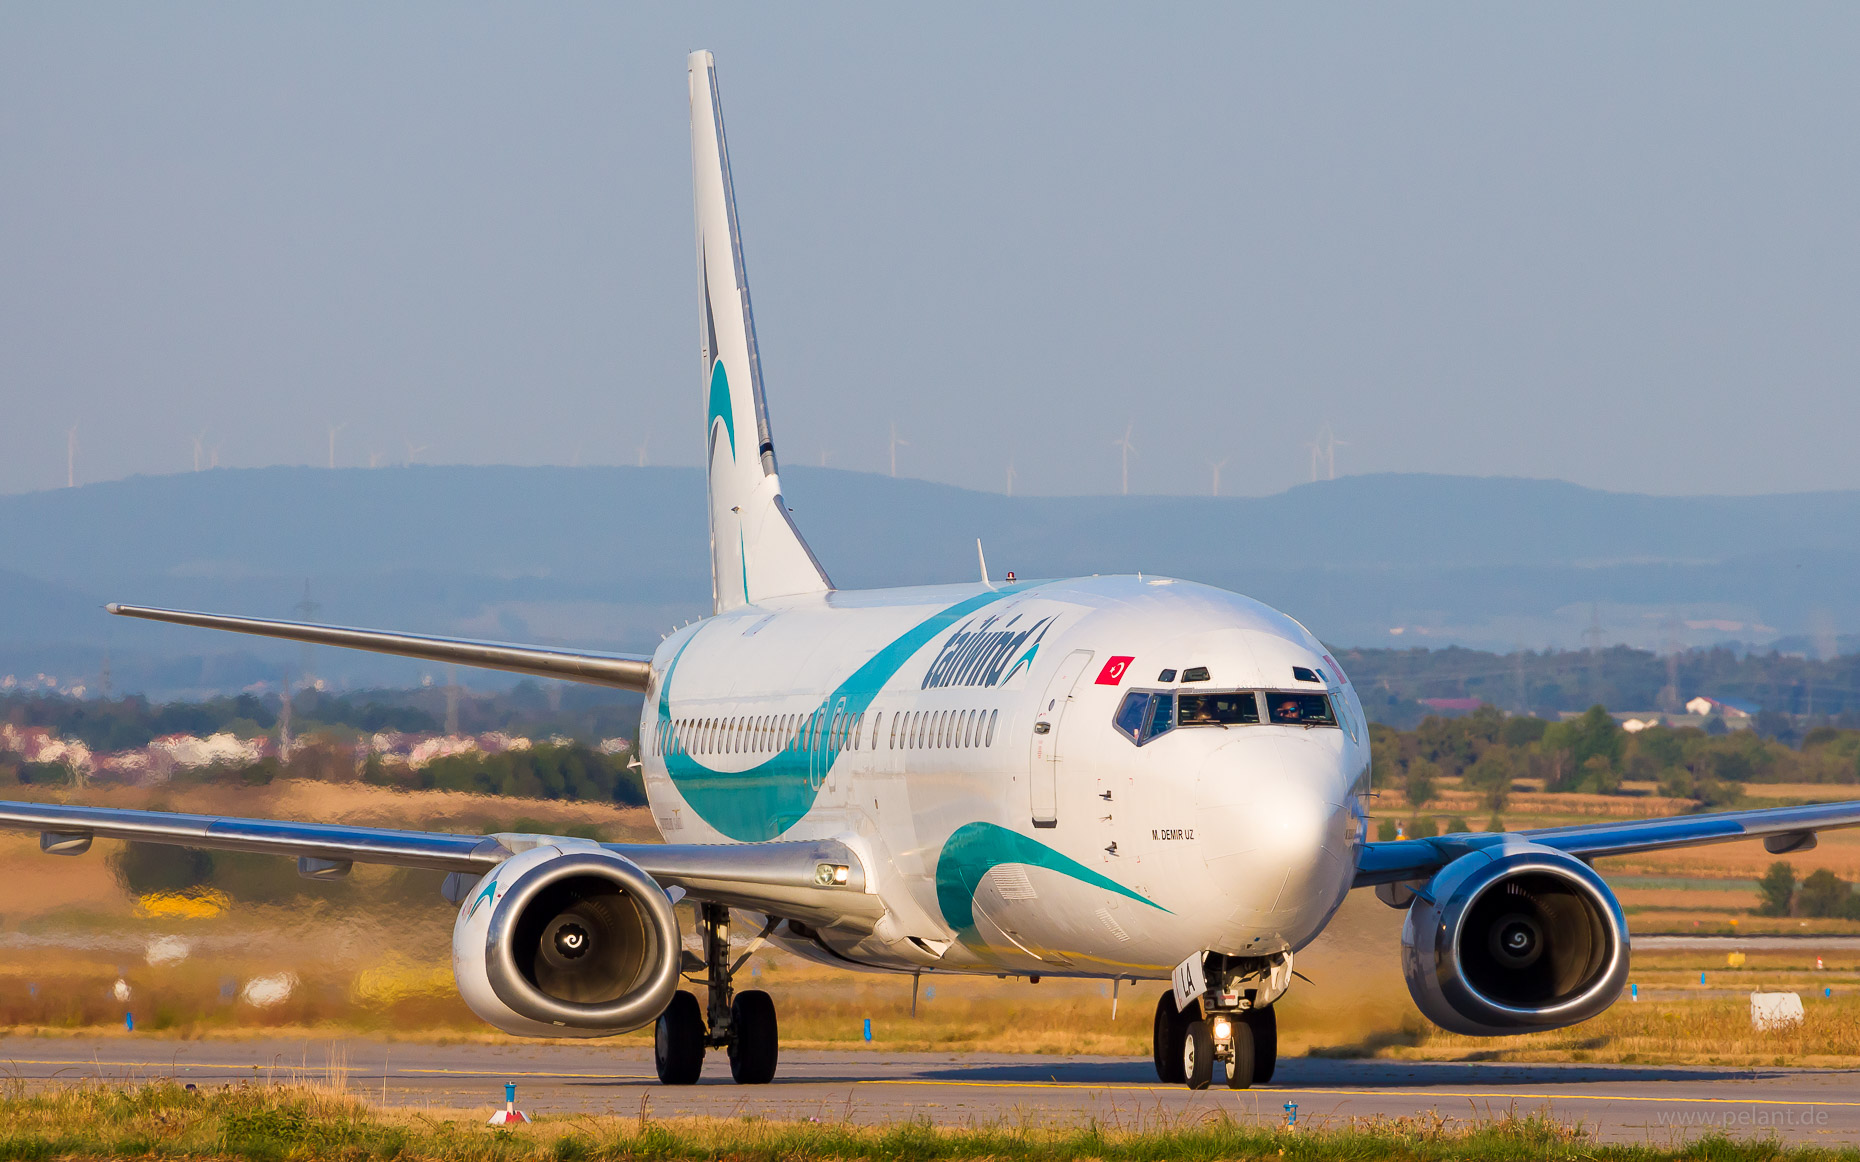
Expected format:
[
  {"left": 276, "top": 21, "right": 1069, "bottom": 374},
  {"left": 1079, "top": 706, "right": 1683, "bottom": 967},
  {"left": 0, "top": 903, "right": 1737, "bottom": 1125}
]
[{"left": 1029, "top": 649, "right": 1094, "bottom": 829}]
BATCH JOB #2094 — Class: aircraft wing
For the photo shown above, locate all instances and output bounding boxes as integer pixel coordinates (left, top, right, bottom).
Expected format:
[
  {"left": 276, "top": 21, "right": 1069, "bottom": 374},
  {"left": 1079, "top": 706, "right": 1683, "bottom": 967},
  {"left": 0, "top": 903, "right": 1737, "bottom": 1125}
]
[
  {"left": 107, "top": 604, "right": 652, "bottom": 691},
  {"left": 0, "top": 800, "right": 873, "bottom": 926},
  {"left": 1353, "top": 797, "right": 1860, "bottom": 887}
]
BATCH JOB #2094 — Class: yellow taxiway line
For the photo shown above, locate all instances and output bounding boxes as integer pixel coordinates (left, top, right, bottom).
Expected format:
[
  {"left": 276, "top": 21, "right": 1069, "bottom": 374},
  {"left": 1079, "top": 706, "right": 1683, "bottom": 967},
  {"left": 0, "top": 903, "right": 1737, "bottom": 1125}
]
[{"left": 5, "top": 1060, "right": 1854, "bottom": 1109}]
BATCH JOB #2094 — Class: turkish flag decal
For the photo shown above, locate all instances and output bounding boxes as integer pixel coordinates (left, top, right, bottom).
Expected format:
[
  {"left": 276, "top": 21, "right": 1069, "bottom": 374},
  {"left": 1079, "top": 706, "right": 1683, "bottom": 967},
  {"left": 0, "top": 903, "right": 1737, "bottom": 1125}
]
[{"left": 1095, "top": 656, "right": 1135, "bottom": 685}]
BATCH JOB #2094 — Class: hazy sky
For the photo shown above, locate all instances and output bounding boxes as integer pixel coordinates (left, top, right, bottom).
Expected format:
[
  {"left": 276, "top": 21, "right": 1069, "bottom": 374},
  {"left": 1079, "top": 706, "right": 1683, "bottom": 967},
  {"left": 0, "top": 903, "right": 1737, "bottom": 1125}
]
[{"left": 4, "top": 5, "right": 1858, "bottom": 499}]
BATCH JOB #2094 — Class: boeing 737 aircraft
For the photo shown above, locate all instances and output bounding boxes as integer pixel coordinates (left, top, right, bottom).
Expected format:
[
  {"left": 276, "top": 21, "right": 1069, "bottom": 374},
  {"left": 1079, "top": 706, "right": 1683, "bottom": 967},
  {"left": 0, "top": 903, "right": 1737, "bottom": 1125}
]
[{"left": 6, "top": 53, "right": 1860, "bottom": 1090}]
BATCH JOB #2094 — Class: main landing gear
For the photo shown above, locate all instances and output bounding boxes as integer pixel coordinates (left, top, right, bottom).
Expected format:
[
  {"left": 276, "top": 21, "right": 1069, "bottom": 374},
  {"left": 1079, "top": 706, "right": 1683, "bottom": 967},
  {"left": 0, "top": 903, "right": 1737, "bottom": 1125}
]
[
  {"left": 1152, "top": 951, "right": 1288, "bottom": 1090},
  {"left": 654, "top": 902, "right": 780, "bottom": 1085}
]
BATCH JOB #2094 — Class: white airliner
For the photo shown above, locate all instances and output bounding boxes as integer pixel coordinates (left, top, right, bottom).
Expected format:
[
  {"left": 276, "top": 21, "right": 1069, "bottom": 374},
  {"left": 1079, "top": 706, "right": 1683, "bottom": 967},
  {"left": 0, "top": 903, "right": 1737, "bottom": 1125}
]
[{"left": 6, "top": 53, "right": 1858, "bottom": 1091}]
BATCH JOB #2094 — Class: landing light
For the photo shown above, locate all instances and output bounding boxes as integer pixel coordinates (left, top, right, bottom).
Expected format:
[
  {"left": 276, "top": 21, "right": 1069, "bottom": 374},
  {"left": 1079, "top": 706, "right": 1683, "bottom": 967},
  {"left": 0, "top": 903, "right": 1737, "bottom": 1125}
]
[
  {"left": 815, "top": 863, "right": 851, "bottom": 886},
  {"left": 1212, "top": 1018, "right": 1232, "bottom": 1041}
]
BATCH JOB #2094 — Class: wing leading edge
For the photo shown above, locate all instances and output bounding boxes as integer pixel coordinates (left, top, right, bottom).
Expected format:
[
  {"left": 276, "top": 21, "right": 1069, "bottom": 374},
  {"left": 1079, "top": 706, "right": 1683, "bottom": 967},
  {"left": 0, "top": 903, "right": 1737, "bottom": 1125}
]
[
  {"left": 0, "top": 799, "right": 874, "bottom": 926},
  {"left": 107, "top": 604, "right": 652, "bottom": 691},
  {"left": 1354, "top": 797, "right": 1860, "bottom": 888}
]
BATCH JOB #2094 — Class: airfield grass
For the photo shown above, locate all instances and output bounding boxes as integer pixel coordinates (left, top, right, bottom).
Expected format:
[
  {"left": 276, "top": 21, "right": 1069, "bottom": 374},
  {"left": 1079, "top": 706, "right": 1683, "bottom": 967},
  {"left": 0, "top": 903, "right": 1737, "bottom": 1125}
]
[{"left": 0, "top": 1080, "right": 1852, "bottom": 1162}]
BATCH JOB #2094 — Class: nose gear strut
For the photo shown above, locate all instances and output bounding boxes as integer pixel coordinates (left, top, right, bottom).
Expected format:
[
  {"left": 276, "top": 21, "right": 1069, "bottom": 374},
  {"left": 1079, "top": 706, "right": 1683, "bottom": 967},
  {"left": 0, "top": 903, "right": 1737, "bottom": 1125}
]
[{"left": 1155, "top": 950, "right": 1291, "bottom": 1089}]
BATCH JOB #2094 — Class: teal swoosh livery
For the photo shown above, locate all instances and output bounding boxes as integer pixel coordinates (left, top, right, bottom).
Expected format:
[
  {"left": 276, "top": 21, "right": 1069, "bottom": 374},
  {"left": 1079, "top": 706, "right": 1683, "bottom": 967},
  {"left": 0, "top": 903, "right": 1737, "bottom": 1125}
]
[
  {"left": 707, "top": 361, "right": 735, "bottom": 462},
  {"left": 657, "top": 584, "right": 1041, "bottom": 841},
  {"left": 934, "top": 820, "right": 1168, "bottom": 936},
  {"left": 998, "top": 644, "right": 1041, "bottom": 686},
  {"left": 468, "top": 878, "right": 497, "bottom": 920}
]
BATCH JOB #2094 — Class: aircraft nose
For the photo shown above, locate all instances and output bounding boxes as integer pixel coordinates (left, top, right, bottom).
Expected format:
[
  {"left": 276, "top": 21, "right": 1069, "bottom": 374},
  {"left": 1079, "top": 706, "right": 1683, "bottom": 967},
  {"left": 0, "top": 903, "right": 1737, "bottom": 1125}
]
[{"left": 1194, "top": 735, "right": 1354, "bottom": 943}]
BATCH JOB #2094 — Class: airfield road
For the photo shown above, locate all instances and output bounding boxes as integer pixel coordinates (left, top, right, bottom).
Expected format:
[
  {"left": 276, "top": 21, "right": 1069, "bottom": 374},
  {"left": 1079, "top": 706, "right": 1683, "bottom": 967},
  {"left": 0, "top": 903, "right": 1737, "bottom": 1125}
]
[{"left": 1, "top": 1037, "right": 1856, "bottom": 1144}]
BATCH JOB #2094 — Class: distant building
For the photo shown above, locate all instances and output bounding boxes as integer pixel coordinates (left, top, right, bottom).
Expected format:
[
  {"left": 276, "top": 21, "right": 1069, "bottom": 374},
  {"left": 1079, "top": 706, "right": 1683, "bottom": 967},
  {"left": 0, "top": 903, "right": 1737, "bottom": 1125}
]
[
  {"left": 1686, "top": 696, "right": 1755, "bottom": 719},
  {"left": 1419, "top": 697, "right": 1485, "bottom": 713}
]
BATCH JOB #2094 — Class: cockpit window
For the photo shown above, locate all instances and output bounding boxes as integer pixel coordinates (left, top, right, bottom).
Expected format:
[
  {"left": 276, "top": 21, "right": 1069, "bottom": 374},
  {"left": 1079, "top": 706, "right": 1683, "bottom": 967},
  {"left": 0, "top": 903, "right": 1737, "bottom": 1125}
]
[
  {"left": 1120, "top": 688, "right": 1336, "bottom": 743},
  {"left": 1113, "top": 691, "right": 1176, "bottom": 745},
  {"left": 1146, "top": 691, "right": 1175, "bottom": 741},
  {"left": 1177, "top": 691, "right": 1260, "bottom": 726},
  {"left": 1114, "top": 692, "right": 1150, "bottom": 742},
  {"left": 1265, "top": 691, "right": 1336, "bottom": 726}
]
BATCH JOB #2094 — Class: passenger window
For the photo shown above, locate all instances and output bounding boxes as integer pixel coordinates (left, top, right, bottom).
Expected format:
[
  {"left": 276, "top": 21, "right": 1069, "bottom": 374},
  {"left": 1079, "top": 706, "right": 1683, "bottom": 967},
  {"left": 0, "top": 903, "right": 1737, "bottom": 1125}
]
[
  {"left": 1266, "top": 691, "right": 1337, "bottom": 726},
  {"left": 986, "top": 708, "right": 998, "bottom": 746},
  {"left": 1177, "top": 692, "right": 1260, "bottom": 726},
  {"left": 1113, "top": 692, "right": 1151, "bottom": 742}
]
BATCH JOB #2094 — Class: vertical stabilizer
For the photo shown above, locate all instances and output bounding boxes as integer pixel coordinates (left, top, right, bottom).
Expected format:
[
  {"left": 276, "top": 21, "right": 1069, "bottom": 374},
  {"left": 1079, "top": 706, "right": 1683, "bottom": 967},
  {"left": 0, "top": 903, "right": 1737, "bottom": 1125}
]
[{"left": 690, "top": 51, "right": 832, "bottom": 613}]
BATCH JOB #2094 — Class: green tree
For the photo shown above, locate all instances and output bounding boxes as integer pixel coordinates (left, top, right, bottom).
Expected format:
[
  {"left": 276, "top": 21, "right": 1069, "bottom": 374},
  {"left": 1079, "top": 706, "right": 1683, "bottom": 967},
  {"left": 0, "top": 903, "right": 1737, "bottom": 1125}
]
[
  {"left": 1416, "top": 715, "right": 1478, "bottom": 776},
  {"left": 1797, "top": 869, "right": 1856, "bottom": 919},
  {"left": 1501, "top": 715, "right": 1548, "bottom": 748},
  {"left": 1404, "top": 758, "right": 1439, "bottom": 813},
  {"left": 1534, "top": 721, "right": 1578, "bottom": 792},
  {"left": 1755, "top": 861, "right": 1796, "bottom": 917},
  {"left": 1567, "top": 705, "right": 1625, "bottom": 771},
  {"left": 1578, "top": 754, "right": 1621, "bottom": 795},
  {"left": 1465, "top": 750, "right": 1513, "bottom": 815}
]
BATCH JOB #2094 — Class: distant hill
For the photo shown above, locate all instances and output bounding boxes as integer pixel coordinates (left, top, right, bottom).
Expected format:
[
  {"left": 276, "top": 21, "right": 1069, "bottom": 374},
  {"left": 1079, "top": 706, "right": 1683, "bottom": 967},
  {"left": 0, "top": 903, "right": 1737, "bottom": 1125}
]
[{"left": 3, "top": 466, "right": 1858, "bottom": 696}]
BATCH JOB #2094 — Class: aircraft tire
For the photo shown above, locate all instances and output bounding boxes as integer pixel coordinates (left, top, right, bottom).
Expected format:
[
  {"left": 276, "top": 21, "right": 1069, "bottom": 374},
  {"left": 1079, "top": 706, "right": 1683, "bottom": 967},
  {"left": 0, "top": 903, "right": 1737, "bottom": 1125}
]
[
  {"left": 1152, "top": 993, "right": 1197, "bottom": 1083},
  {"left": 727, "top": 989, "right": 779, "bottom": 1085},
  {"left": 1182, "top": 1019, "right": 1214, "bottom": 1090},
  {"left": 1224, "top": 1020, "right": 1256, "bottom": 1089},
  {"left": 1246, "top": 1005, "right": 1278, "bottom": 1085},
  {"left": 654, "top": 990, "right": 706, "bottom": 1085}
]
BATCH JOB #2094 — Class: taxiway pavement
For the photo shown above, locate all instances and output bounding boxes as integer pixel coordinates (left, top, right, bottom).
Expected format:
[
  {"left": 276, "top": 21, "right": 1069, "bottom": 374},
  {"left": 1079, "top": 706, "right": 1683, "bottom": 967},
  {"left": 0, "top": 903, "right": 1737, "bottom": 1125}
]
[{"left": 0, "top": 1037, "right": 1852, "bottom": 1144}]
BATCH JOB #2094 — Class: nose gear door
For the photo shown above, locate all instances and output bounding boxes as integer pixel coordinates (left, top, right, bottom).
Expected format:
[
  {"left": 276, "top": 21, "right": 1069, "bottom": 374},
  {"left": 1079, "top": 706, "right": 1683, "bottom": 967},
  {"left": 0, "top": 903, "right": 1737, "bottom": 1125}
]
[{"left": 1029, "top": 649, "right": 1094, "bottom": 828}]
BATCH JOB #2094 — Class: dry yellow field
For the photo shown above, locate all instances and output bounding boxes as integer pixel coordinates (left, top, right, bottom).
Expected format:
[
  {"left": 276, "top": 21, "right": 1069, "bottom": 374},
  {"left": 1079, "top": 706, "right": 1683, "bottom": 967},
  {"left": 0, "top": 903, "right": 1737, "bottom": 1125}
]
[{"left": 0, "top": 779, "right": 1854, "bottom": 1065}]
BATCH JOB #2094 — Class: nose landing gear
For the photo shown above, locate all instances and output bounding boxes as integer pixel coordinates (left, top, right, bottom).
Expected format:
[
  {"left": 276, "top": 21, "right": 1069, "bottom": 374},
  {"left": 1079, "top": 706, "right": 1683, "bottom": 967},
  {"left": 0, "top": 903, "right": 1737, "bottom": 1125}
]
[
  {"left": 1154, "top": 951, "right": 1290, "bottom": 1089},
  {"left": 653, "top": 902, "right": 781, "bottom": 1085}
]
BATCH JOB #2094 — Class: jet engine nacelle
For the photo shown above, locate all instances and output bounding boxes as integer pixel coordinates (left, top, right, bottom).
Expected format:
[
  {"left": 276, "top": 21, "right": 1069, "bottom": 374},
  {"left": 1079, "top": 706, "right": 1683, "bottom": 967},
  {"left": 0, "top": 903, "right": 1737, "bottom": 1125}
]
[
  {"left": 451, "top": 844, "right": 681, "bottom": 1037},
  {"left": 1400, "top": 840, "right": 1629, "bottom": 1036}
]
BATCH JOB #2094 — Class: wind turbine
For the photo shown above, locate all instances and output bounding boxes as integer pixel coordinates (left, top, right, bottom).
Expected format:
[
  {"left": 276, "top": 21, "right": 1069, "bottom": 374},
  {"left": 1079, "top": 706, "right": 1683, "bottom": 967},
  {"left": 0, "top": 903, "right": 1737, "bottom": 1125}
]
[
  {"left": 192, "top": 431, "right": 208, "bottom": 472},
  {"left": 65, "top": 425, "right": 77, "bottom": 488},
  {"left": 1316, "top": 423, "right": 1349, "bottom": 480},
  {"left": 404, "top": 441, "right": 429, "bottom": 466},
  {"left": 1112, "top": 422, "right": 1137, "bottom": 496},
  {"left": 1005, "top": 460, "right": 1018, "bottom": 497},
  {"left": 327, "top": 423, "right": 348, "bottom": 469},
  {"left": 1209, "top": 458, "right": 1228, "bottom": 497},
  {"left": 636, "top": 440, "right": 649, "bottom": 468},
  {"left": 888, "top": 422, "right": 909, "bottom": 478}
]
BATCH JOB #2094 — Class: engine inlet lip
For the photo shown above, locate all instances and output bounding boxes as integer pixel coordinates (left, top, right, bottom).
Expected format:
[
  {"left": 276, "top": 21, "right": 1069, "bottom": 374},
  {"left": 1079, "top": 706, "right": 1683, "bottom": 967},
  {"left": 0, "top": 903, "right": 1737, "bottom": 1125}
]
[
  {"left": 483, "top": 849, "right": 680, "bottom": 1030},
  {"left": 1442, "top": 854, "right": 1628, "bottom": 1026}
]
